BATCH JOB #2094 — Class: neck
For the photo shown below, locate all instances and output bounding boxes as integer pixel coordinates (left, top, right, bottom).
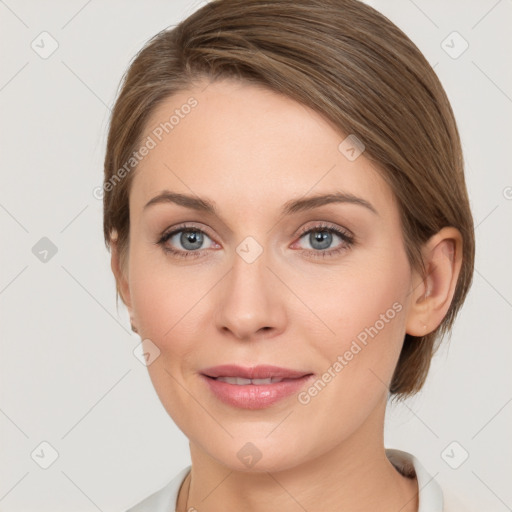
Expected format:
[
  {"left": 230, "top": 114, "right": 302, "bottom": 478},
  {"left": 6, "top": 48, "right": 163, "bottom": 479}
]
[{"left": 177, "top": 402, "right": 419, "bottom": 512}]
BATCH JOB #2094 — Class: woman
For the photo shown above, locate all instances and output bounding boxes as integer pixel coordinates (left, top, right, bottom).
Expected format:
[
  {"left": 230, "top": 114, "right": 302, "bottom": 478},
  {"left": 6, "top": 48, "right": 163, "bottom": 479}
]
[{"left": 103, "top": 0, "right": 475, "bottom": 510}]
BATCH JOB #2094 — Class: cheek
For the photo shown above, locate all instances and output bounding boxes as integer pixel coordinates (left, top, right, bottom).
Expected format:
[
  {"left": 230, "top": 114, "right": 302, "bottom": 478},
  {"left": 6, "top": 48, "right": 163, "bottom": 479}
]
[
  {"left": 314, "top": 252, "right": 411, "bottom": 393},
  {"left": 289, "top": 261, "right": 411, "bottom": 439},
  {"left": 127, "top": 255, "right": 204, "bottom": 425},
  {"left": 129, "top": 262, "right": 172, "bottom": 341},
  {"left": 128, "top": 250, "right": 215, "bottom": 355},
  {"left": 331, "top": 270, "right": 407, "bottom": 346}
]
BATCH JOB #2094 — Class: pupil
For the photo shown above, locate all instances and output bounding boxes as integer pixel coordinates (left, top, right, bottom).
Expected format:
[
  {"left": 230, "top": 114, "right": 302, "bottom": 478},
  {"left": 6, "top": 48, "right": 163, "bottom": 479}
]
[
  {"left": 181, "top": 230, "right": 203, "bottom": 250},
  {"left": 311, "top": 230, "right": 331, "bottom": 250}
]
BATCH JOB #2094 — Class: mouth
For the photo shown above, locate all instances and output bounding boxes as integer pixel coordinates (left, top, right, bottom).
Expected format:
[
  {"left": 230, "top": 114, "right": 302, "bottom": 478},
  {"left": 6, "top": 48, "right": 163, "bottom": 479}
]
[
  {"left": 204, "top": 376, "right": 305, "bottom": 385},
  {"left": 200, "top": 363, "right": 312, "bottom": 381},
  {"left": 199, "top": 364, "right": 315, "bottom": 409}
]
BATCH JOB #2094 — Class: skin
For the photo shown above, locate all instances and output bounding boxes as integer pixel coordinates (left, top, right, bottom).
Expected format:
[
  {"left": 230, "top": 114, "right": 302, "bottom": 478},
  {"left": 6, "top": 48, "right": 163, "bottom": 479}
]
[{"left": 111, "top": 78, "right": 462, "bottom": 512}]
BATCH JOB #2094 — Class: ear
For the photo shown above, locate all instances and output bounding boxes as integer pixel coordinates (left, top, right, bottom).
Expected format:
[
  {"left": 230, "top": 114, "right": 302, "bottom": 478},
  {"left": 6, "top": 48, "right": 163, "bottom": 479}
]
[
  {"left": 110, "top": 234, "right": 136, "bottom": 327},
  {"left": 405, "top": 227, "right": 463, "bottom": 336}
]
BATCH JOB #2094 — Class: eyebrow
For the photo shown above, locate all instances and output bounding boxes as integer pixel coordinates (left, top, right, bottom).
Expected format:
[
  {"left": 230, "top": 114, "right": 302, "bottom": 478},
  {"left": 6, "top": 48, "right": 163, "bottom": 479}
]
[{"left": 143, "top": 190, "right": 378, "bottom": 216}]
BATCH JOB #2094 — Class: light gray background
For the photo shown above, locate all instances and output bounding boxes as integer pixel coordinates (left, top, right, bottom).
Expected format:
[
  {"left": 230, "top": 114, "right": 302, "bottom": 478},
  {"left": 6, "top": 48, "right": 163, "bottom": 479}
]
[{"left": 0, "top": 0, "right": 511, "bottom": 510}]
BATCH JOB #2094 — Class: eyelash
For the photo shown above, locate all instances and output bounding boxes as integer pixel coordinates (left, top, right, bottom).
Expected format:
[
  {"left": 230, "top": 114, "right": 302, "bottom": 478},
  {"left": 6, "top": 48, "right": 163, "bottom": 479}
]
[{"left": 156, "top": 222, "right": 355, "bottom": 259}]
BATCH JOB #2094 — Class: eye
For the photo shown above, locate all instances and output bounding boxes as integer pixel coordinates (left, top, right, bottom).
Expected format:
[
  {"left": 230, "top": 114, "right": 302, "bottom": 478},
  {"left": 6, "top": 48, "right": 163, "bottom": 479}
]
[
  {"left": 294, "top": 223, "right": 354, "bottom": 257},
  {"left": 156, "top": 222, "right": 354, "bottom": 260},
  {"left": 157, "top": 224, "right": 218, "bottom": 258}
]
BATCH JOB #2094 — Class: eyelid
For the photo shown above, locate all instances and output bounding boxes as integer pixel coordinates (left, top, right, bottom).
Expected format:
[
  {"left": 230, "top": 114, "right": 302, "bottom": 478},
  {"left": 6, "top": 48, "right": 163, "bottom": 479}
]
[
  {"left": 295, "top": 221, "right": 354, "bottom": 242},
  {"left": 160, "top": 222, "right": 216, "bottom": 241}
]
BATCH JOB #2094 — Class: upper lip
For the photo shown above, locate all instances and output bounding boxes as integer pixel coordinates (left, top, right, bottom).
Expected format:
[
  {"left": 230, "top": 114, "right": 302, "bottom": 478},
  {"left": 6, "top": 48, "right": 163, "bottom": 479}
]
[{"left": 201, "top": 364, "right": 312, "bottom": 379}]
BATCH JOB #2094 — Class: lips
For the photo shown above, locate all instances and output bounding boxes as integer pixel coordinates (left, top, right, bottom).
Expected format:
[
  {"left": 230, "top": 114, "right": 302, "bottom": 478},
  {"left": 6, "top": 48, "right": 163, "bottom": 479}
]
[
  {"left": 200, "top": 365, "right": 315, "bottom": 409},
  {"left": 214, "top": 376, "right": 287, "bottom": 385},
  {"left": 200, "top": 364, "right": 312, "bottom": 381}
]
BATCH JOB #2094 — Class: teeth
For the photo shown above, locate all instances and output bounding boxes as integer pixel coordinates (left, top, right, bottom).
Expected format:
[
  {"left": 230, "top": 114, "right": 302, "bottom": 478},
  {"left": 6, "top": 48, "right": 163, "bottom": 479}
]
[
  {"left": 215, "top": 376, "right": 285, "bottom": 385},
  {"left": 218, "top": 377, "right": 252, "bottom": 385},
  {"left": 252, "top": 378, "right": 274, "bottom": 385}
]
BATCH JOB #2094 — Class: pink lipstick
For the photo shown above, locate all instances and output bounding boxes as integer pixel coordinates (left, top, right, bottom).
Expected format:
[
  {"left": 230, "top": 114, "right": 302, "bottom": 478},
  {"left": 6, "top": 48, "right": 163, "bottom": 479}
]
[{"left": 200, "top": 364, "right": 314, "bottom": 409}]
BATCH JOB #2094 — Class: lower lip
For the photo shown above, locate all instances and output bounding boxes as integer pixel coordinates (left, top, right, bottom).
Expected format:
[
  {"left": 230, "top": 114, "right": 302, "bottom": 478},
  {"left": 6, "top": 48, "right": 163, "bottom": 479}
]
[{"left": 200, "top": 374, "right": 315, "bottom": 410}]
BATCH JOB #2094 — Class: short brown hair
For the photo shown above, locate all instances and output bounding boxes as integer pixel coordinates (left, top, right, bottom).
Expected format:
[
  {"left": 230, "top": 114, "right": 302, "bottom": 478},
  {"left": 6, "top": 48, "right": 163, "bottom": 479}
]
[{"left": 103, "top": 0, "right": 475, "bottom": 400}]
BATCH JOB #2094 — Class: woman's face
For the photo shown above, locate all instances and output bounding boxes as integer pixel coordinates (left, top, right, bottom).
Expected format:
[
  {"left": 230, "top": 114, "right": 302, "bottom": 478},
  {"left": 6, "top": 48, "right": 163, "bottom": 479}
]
[{"left": 118, "top": 78, "right": 418, "bottom": 471}]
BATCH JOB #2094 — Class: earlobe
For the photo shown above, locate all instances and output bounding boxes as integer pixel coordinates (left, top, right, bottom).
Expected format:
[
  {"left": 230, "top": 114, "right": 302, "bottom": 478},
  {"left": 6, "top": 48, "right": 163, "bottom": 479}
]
[{"left": 405, "top": 227, "right": 463, "bottom": 337}]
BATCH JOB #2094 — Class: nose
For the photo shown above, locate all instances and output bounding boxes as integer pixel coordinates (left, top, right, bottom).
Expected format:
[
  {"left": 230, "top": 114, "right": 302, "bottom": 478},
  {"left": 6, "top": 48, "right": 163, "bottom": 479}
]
[{"left": 214, "top": 246, "right": 287, "bottom": 341}]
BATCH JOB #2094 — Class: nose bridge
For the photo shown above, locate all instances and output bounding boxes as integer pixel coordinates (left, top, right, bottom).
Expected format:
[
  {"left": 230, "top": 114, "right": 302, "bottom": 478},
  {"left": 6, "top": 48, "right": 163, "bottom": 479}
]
[
  {"left": 214, "top": 238, "right": 285, "bottom": 339},
  {"left": 231, "top": 240, "right": 269, "bottom": 295}
]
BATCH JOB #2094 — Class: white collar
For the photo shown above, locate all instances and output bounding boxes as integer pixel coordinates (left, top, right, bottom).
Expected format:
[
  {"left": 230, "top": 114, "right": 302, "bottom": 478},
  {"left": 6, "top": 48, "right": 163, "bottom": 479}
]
[{"left": 386, "top": 448, "right": 443, "bottom": 511}]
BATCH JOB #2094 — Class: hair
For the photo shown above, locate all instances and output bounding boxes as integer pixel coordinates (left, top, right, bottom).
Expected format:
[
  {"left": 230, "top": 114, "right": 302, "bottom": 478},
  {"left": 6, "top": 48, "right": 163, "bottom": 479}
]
[{"left": 102, "top": 0, "right": 475, "bottom": 400}]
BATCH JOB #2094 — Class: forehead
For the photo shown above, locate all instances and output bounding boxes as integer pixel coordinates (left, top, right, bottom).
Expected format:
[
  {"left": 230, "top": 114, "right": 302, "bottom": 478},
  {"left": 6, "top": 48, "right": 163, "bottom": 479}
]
[{"left": 130, "top": 79, "right": 394, "bottom": 217}]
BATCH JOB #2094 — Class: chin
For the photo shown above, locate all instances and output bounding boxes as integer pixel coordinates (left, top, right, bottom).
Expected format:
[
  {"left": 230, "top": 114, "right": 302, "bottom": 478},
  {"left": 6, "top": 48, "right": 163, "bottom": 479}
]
[{"left": 197, "top": 434, "right": 312, "bottom": 474}]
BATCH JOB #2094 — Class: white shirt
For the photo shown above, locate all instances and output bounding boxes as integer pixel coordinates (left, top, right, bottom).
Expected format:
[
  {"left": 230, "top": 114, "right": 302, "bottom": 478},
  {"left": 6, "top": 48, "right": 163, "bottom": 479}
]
[{"left": 125, "top": 449, "right": 458, "bottom": 511}]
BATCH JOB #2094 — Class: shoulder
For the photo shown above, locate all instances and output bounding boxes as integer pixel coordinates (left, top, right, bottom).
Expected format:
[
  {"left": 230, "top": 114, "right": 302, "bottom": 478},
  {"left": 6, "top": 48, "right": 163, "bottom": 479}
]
[{"left": 125, "top": 465, "right": 191, "bottom": 512}]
